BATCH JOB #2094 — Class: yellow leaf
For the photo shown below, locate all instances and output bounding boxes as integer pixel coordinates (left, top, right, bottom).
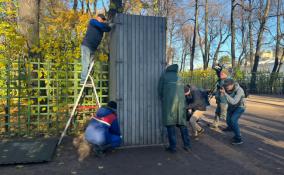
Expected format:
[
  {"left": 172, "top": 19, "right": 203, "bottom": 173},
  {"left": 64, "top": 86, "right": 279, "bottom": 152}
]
[{"left": 99, "top": 53, "right": 108, "bottom": 62}]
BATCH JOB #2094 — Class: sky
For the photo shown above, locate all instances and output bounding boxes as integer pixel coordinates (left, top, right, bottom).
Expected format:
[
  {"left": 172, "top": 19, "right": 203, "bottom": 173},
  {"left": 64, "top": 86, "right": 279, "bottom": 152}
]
[
  {"left": 71, "top": 0, "right": 282, "bottom": 70},
  {"left": 69, "top": 0, "right": 109, "bottom": 12},
  {"left": 174, "top": 0, "right": 282, "bottom": 69}
]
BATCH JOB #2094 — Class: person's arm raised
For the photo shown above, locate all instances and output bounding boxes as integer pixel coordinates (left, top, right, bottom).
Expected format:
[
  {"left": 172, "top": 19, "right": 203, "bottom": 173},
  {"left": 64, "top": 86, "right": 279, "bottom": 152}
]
[{"left": 90, "top": 19, "right": 111, "bottom": 32}]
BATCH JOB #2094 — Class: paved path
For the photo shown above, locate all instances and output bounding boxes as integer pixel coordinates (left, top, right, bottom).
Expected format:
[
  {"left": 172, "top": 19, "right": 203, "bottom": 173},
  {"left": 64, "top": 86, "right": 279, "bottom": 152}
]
[{"left": 1, "top": 95, "right": 284, "bottom": 175}]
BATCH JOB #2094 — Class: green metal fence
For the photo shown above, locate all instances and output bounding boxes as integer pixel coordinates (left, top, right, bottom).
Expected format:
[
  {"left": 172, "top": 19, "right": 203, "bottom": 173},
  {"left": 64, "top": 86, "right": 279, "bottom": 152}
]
[
  {"left": 0, "top": 56, "right": 109, "bottom": 138},
  {"left": 249, "top": 73, "right": 284, "bottom": 94},
  {"left": 183, "top": 75, "right": 217, "bottom": 90},
  {"left": 1, "top": 56, "right": 283, "bottom": 138},
  {"left": 182, "top": 73, "right": 284, "bottom": 95}
]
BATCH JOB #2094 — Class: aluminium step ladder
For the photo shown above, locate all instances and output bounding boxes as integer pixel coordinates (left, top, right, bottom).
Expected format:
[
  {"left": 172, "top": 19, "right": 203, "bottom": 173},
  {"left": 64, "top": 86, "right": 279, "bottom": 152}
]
[{"left": 58, "top": 60, "right": 101, "bottom": 145}]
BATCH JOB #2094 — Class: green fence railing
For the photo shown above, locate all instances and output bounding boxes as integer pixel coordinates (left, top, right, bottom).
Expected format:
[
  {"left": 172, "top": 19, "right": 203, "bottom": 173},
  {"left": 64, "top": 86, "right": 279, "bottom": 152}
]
[
  {"left": 0, "top": 56, "right": 109, "bottom": 138},
  {"left": 1, "top": 57, "right": 283, "bottom": 138},
  {"left": 182, "top": 73, "right": 284, "bottom": 95}
]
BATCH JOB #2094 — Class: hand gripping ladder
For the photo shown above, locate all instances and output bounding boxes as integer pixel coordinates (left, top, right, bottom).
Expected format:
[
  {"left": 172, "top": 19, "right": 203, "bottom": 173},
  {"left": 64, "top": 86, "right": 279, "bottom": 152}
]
[{"left": 58, "top": 60, "right": 101, "bottom": 145}]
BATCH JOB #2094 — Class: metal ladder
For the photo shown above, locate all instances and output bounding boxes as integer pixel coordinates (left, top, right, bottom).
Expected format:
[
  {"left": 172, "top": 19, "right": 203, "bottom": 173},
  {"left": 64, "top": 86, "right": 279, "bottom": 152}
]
[{"left": 58, "top": 60, "right": 101, "bottom": 145}]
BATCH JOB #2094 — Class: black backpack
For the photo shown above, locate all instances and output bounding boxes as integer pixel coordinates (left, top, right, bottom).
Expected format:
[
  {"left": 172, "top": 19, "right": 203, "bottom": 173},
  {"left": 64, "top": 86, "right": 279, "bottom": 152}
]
[{"left": 239, "top": 83, "right": 249, "bottom": 98}]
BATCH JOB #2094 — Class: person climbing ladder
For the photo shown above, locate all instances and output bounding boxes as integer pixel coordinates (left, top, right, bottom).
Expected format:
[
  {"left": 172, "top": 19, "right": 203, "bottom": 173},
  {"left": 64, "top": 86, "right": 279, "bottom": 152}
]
[{"left": 80, "top": 14, "right": 112, "bottom": 86}]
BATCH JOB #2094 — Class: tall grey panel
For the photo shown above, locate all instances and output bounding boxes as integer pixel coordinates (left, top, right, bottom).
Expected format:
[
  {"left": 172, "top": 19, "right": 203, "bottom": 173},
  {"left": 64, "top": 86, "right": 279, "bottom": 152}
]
[{"left": 109, "top": 14, "right": 166, "bottom": 146}]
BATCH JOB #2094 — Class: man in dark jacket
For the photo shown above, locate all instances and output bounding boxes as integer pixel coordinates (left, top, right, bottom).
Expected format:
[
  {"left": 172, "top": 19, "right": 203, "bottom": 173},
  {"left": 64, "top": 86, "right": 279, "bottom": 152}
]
[
  {"left": 158, "top": 64, "right": 191, "bottom": 153},
  {"left": 85, "top": 101, "right": 122, "bottom": 152},
  {"left": 80, "top": 14, "right": 111, "bottom": 85},
  {"left": 220, "top": 78, "right": 246, "bottom": 145},
  {"left": 211, "top": 71, "right": 228, "bottom": 128},
  {"left": 184, "top": 85, "right": 207, "bottom": 137}
]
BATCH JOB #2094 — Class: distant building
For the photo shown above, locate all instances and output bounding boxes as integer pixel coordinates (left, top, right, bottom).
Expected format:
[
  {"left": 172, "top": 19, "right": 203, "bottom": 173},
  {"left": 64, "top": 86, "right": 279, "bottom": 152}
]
[{"left": 242, "top": 50, "right": 284, "bottom": 74}]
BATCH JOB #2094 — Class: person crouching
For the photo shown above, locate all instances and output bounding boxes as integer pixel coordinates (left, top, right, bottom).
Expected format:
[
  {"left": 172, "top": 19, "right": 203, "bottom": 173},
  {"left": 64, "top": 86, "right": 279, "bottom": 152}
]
[
  {"left": 73, "top": 101, "right": 122, "bottom": 161},
  {"left": 184, "top": 85, "right": 207, "bottom": 138},
  {"left": 85, "top": 101, "right": 122, "bottom": 152}
]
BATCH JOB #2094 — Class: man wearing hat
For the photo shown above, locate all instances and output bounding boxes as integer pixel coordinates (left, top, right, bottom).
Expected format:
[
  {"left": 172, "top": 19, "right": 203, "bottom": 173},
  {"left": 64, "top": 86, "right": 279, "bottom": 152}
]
[
  {"left": 220, "top": 78, "right": 246, "bottom": 145},
  {"left": 80, "top": 14, "right": 112, "bottom": 86},
  {"left": 84, "top": 101, "right": 122, "bottom": 152},
  {"left": 184, "top": 84, "right": 207, "bottom": 138},
  {"left": 211, "top": 71, "right": 228, "bottom": 128}
]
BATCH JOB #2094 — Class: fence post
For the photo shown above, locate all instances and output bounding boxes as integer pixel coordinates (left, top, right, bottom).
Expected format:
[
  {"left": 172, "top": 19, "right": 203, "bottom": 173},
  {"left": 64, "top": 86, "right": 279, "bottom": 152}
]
[
  {"left": 17, "top": 56, "right": 21, "bottom": 134},
  {"left": 4, "top": 105, "right": 9, "bottom": 133},
  {"left": 5, "top": 56, "right": 11, "bottom": 134}
]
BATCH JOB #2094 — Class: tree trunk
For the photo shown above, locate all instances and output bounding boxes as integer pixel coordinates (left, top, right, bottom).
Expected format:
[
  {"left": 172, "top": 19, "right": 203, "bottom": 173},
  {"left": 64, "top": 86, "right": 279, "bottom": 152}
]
[
  {"left": 271, "top": 0, "right": 281, "bottom": 74},
  {"left": 108, "top": 0, "right": 123, "bottom": 21},
  {"left": 249, "top": 0, "right": 254, "bottom": 69},
  {"left": 270, "top": 0, "right": 282, "bottom": 92},
  {"left": 204, "top": 0, "right": 209, "bottom": 70},
  {"left": 250, "top": 0, "right": 271, "bottom": 93},
  {"left": 18, "top": 0, "right": 40, "bottom": 50},
  {"left": 19, "top": 0, "right": 46, "bottom": 119},
  {"left": 190, "top": 0, "right": 199, "bottom": 71},
  {"left": 86, "top": 0, "right": 90, "bottom": 13},
  {"left": 180, "top": 47, "right": 186, "bottom": 72},
  {"left": 231, "top": 0, "right": 236, "bottom": 68},
  {"left": 167, "top": 20, "right": 175, "bottom": 65},
  {"left": 212, "top": 33, "right": 230, "bottom": 68},
  {"left": 81, "top": 0, "right": 84, "bottom": 13},
  {"left": 93, "top": 0, "right": 97, "bottom": 15},
  {"left": 213, "top": 45, "right": 221, "bottom": 68},
  {"left": 197, "top": 26, "right": 205, "bottom": 65},
  {"left": 212, "top": 18, "right": 230, "bottom": 68},
  {"left": 238, "top": 0, "right": 246, "bottom": 67},
  {"left": 183, "top": 54, "right": 187, "bottom": 72},
  {"left": 73, "top": 0, "right": 78, "bottom": 11}
]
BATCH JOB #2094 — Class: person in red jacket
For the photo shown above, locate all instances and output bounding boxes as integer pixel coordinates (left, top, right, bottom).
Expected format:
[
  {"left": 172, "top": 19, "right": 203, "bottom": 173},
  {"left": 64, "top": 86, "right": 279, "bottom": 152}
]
[
  {"left": 85, "top": 101, "right": 122, "bottom": 153},
  {"left": 73, "top": 101, "right": 121, "bottom": 161}
]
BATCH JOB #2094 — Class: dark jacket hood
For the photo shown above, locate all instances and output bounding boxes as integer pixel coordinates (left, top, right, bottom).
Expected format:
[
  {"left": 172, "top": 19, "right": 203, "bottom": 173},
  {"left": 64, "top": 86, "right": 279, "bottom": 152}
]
[{"left": 166, "top": 64, "right": 178, "bottom": 72}]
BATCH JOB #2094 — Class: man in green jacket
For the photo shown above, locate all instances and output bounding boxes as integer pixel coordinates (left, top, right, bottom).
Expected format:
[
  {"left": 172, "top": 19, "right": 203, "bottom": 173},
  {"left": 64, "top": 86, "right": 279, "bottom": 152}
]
[{"left": 158, "top": 64, "right": 191, "bottom": 153}]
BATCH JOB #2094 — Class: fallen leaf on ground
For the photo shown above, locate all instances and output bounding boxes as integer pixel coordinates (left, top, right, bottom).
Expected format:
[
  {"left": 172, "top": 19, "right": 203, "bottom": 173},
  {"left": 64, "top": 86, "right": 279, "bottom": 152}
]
[
  {"left": 16, "top": 165, "right": 24, "bottom": 169},
  {"left": 98, "top": 166, "right": 104, "bottom": 170}
]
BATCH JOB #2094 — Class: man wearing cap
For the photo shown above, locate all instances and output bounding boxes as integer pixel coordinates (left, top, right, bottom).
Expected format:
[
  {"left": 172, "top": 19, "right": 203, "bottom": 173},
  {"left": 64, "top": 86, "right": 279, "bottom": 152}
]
[
  {"left": 220, "top": 78, "right": 246, "bottom": 145},
  {"left": 84, "top": 101, "right": 122, "bottom": 152},
  {"left": 211, "top": 71, "right": 228, "bottom": 128},
  {"left": 184, "top": 84, "right": 207, "bottom": 138},
  {"left": 80, "top": 14, "right": 111, "bottom": 86}
]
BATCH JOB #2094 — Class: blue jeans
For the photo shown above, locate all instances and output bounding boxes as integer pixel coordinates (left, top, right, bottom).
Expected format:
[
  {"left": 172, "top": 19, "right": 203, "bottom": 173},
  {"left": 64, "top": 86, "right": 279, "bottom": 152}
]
[
  {"left": 80, "top": 45, "right": 94, "bottom": 83},
  {"left": 85, "top": 124, "right": 121, "bottom": 149},
  {"left": 226, "top": 107, "right": 245, "bottom": 140},
  {"left": 166, "top": 125, "right": 191, "bottom": 150},
  {"left": 106, "top": 132, "right": 122, "bottom": 148}
]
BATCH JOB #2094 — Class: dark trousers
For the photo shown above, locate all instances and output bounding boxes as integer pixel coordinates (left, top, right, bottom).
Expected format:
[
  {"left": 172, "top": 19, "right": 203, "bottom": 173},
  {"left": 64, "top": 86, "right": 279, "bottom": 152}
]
[
  {"left": 166, "top": 125, "right": 191, "bottom": 150},
  {"left": 226, "top": 107, "right": 245, "bottom": 140}
]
